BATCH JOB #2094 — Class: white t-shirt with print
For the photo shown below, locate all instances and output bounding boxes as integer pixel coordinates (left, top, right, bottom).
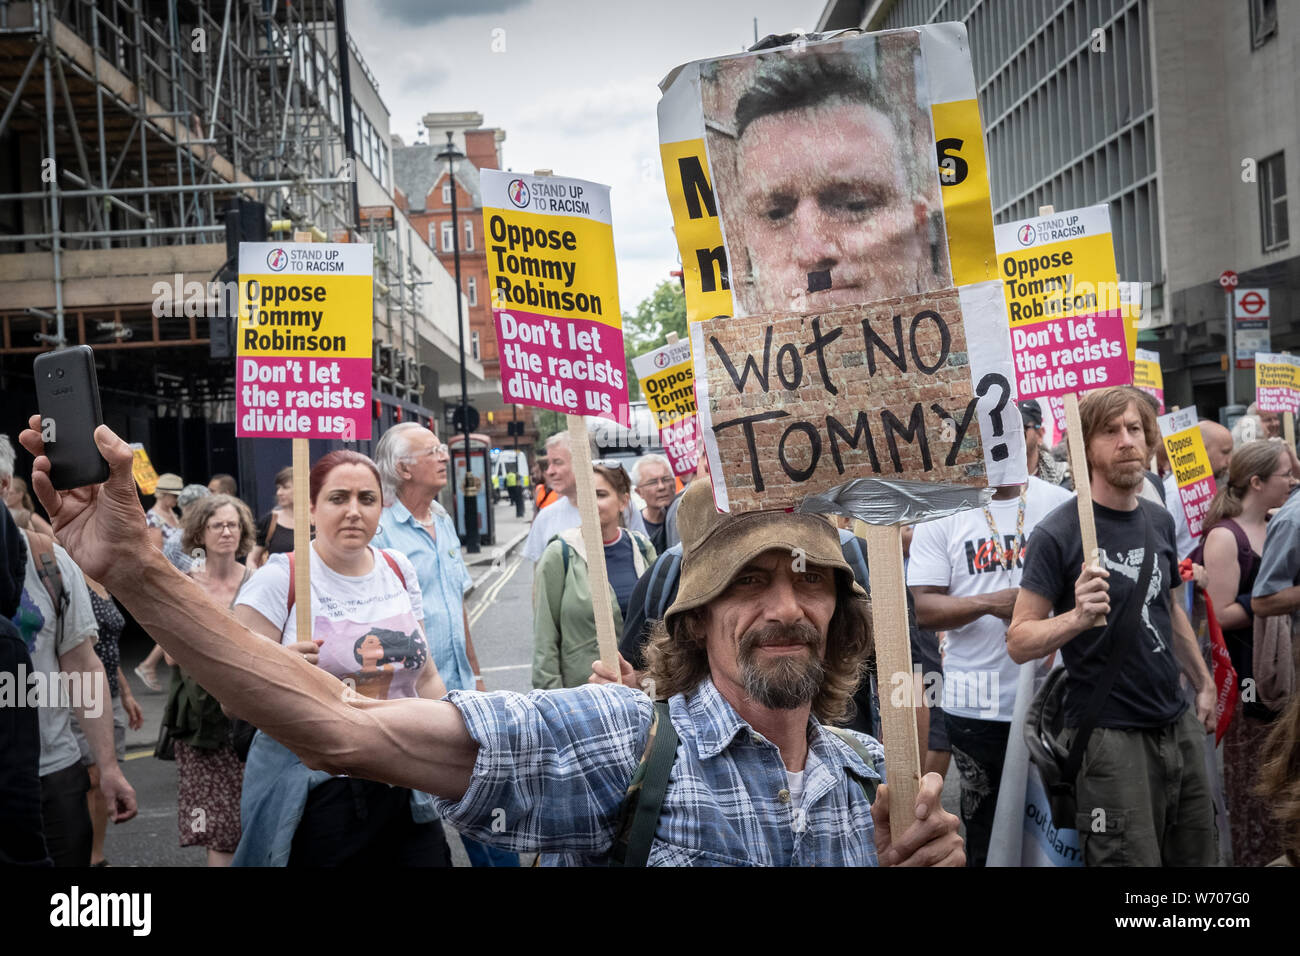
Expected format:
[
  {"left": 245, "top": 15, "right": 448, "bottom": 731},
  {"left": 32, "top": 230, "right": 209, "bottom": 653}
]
[
  {"left": 18, "top": 542, "right": 100, "bottom": 776},
  {"left": 906, "top": 476, "right": 1073, "bottom": 721},
  {"left": 235, "top": 544, "right": 429, "bottom": 701}
]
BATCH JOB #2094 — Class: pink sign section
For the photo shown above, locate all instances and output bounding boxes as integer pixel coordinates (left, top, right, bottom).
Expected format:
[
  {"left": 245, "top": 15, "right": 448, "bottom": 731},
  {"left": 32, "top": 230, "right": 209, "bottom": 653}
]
[
  {"left": 1178, "top": 476, "right": 1215, "bottom": 538},
  {"left": 661, "top": 414, "right": 701, "bottom": 477},
  {"left": 237, "top": 356, "right": 371, "bottom": 440},
  {"left": 495, "top": 309, "right": 626, "bottom": 421},
  {"left": 1010, "top": 310, "right": 1129, "bottom": 400}
]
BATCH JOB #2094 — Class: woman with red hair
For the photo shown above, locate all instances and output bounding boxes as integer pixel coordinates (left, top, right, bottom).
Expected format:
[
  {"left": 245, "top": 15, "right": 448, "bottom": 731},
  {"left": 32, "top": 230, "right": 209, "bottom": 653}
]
[{"left": 231, "top": 450, "right": 451, "bottom": 866}]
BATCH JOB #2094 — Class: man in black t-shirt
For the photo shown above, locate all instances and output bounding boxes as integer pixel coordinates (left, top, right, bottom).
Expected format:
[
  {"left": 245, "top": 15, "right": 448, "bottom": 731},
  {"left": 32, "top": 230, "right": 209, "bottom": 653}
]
[{"left": 1008, "top": 387, "right": 1216, "bottom": 867}]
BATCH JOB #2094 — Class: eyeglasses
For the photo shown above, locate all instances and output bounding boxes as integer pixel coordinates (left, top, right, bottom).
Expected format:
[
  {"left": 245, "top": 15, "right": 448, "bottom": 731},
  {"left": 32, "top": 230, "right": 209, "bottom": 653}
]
[
  {"left": 206, "top": 521, "right": 239, "bottom": 533},
  {"left": 406, "top": 444, "right": 449, "bottom": 462},
  {"left": 593, "top": 459, "right": 626, "bottom": 470},
  {"left": 638, "top": 476, "right": 674, "bottom": 490}
]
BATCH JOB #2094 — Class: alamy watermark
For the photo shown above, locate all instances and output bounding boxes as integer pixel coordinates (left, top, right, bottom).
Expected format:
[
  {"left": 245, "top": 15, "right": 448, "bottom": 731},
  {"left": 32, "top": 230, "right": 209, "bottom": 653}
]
[{"left": 0, "top": 666, "right": 103, "bottom": 718}]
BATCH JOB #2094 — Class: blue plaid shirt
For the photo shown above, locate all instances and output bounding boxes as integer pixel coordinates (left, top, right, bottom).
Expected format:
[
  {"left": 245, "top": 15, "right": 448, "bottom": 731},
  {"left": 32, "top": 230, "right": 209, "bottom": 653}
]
[{"left": 433, "top": 678, "right": 885, "bottom": 866}]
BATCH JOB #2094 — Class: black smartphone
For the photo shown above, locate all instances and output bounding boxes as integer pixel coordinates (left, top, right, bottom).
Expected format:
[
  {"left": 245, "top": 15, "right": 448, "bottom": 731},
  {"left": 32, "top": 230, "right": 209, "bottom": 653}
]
[{"left": 33, "top": 345, "right": 111, "bottom": 490}]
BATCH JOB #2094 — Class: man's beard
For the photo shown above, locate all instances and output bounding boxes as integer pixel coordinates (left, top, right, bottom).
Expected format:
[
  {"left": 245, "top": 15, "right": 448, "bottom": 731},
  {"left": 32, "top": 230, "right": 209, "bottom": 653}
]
[
  {"left": 1103, "top": 457, "right": 1146, "bottom": 490},
  {"left": 737, "top": 621, "right": 825, "bottom": 710}
]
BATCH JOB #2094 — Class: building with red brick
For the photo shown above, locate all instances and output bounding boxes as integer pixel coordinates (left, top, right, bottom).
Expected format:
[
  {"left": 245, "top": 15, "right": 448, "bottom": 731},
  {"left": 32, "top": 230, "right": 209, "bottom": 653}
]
[{"left": 393, "top": 111, "right": 538, "bottom": 454}]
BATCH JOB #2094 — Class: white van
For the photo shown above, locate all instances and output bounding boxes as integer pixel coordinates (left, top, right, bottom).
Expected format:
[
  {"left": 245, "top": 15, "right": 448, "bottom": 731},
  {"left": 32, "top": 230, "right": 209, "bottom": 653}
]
[{"left": 491, "top": 450, "right": 529, "bottom": 503}]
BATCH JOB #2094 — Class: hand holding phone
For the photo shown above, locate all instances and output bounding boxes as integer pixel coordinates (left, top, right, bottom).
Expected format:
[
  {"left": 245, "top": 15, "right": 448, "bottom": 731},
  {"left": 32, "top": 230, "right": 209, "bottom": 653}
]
[{"left": 33, "top": 345, "right": 111, "bottom": 490}]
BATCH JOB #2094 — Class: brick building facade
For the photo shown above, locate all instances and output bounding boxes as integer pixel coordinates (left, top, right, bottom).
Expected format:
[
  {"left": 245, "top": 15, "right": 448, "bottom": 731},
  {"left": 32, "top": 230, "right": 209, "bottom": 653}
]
[{"left": 393, "top": 112, "right": 538, "bottom": 452}]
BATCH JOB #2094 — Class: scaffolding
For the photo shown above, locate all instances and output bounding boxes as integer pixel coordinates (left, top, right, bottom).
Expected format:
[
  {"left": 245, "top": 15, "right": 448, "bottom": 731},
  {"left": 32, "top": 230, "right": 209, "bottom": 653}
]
[{"left": 0, "top": 0, "right": 426, "bottom": 416}]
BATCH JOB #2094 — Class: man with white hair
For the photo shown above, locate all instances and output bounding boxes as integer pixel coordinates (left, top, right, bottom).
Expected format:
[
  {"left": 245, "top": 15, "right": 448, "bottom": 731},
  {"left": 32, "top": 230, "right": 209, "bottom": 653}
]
[
  {"left": 522, "top": 433, "right": 583, "bottom": 563},
  {"left": 373, "top": 423, "right": 516, "bottom": 866},
  {"left": 631, "top": 454, "right": 675, "bottom": 554},
  {"left": 373, "top": 423, "right": 485, "bottom": 695}
]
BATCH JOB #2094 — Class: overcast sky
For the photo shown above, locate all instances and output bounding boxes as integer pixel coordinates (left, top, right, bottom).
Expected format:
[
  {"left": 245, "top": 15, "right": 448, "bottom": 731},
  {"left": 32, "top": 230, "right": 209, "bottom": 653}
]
[{"left": 348, "top": 0, "right": 830, "bottom": 316}]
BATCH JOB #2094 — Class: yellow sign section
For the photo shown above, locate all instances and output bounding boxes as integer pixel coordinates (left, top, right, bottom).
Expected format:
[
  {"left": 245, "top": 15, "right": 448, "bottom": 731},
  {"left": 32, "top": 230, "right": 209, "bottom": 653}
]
[
  {"left": 998, "top": 232, "right": 1120, "bottom": 329},
  {"left": 1119, "top": 281, "right": 1143, "bottom": 362},
  {"left": 660, "top": 139, "right": 734, "bottom": 325},
  {"left": 484, "top": 207, "right": 620, "bottom": 328},
  {"left": 632, "top": 340, "right": 696, "bottom": 428},
  {"left": 237, "top": 274, "right": 373, "bottom": 358},
  {"left": 130, "top": 444, "right": 158, "bottom": 495},
  {"left": 1255, "top": 352, "right": 1300, "bottom": 413},
  {"left": 1133, "top": 347, "right": 1163, "bottom": 410},
  {"left": 931, "top": 99, "right": 997, "bottom": 286},
  {"left": 1159, "top": 407, "right": 1215, "bottom": 536}
]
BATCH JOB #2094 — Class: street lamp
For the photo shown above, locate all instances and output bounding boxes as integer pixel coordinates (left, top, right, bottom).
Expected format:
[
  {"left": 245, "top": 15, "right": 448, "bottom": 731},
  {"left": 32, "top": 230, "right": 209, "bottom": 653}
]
[{"left": 436, "top": 131, "right": 480, "bottom": 553}]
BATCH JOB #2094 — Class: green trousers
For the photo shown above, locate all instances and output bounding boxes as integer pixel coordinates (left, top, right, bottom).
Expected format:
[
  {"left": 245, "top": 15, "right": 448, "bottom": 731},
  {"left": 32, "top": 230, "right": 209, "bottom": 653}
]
[{"left": 1069, "top": 707, "right": 1217, "bottom": 867}]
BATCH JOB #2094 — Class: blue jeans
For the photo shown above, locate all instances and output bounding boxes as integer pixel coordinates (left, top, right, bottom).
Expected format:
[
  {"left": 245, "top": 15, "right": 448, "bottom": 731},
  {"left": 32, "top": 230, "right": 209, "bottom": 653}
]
[{"left": 462, "top": 835, "right": 520, "bottom": 867}]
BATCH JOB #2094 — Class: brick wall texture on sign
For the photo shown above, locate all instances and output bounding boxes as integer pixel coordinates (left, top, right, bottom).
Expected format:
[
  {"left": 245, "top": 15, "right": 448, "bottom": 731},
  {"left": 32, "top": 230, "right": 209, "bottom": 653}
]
[{"left": 700, "top": 288, "right": 988, "bottom": 512}]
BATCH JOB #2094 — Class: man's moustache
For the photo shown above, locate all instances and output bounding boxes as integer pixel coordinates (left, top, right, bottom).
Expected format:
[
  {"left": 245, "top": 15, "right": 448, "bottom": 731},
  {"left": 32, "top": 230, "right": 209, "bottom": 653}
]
[{"left": 740, "top": 621, "right": 820, "bottom": 652}]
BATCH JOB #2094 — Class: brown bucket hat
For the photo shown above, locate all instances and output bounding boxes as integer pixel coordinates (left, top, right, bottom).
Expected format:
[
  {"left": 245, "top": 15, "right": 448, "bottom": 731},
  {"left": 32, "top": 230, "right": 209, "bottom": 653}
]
[{"left": 663, "top": 480, "right": 866, "bottom": 635}]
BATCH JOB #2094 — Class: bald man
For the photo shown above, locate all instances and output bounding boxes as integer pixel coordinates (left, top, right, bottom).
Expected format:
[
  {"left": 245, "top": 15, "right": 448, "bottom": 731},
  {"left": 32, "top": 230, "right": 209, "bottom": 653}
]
[{"left": 1163, "top": 419, "right": 1233, "bottom": 560}]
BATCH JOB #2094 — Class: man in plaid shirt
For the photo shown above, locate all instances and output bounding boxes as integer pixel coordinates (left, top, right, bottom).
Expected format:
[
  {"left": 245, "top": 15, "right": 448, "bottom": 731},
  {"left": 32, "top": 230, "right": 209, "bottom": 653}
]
[{"left": 20, "top": 420, "right": 963, "bottom": 866}]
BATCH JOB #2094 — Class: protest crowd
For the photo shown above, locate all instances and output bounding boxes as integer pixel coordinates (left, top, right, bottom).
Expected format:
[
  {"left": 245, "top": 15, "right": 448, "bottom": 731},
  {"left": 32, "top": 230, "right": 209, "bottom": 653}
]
[
  {"left": 3, "top": 26, "right": 1300, "bottom": 875},
  {"left": 3, "top": 382, "right": 1300, "bottom": 869}
]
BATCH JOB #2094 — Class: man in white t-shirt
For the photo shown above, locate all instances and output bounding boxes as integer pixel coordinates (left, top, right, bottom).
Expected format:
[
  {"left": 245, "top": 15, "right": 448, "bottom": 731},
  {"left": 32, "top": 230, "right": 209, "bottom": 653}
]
[
  {"left": 523, "top": 433, "right": 649, "bottom": 563},
  {"left": 523, "top": 433, "right": 582, "bottom": 563},
  {"left": 906, "top": 475, "right": 1072, "bottom": 866},
  {"left": 18, "top": 536, "right": 137, "bottom": 864}
]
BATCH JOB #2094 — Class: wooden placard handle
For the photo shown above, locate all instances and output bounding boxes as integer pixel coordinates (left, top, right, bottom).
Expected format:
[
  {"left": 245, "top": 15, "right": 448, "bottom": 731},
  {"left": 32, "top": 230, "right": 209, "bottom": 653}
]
[
  {"left": 1285, "top": 411, "right": 1296, "bottom": 451},
  {"left": 857, "top": 521, "right": 920, "bottom": 844},
  {"left": 292, "top": 438, "right": 312, "bottom": 642},
  {"left": 566, "top": 414, "right": 622, "bottom": 682},
  {"left": 1063, "top": 393, "right": 1105, "bottom": 627}
]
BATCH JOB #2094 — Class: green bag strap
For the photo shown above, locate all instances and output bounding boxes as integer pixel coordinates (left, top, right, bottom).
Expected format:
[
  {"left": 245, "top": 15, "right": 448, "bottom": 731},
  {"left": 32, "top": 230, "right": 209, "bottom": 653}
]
[
  {"left": 611, "top": 699, "right": 678, "bottom": 867},
  {"left": 823, "top": 726, "right": 880, "bottom": 805}
]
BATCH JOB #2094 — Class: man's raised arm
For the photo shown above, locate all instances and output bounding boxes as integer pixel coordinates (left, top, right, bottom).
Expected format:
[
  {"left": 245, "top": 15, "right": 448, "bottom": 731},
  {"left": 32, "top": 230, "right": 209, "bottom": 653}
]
[{"left": 19, "top": 418, "right": 478, "bottom": 799}]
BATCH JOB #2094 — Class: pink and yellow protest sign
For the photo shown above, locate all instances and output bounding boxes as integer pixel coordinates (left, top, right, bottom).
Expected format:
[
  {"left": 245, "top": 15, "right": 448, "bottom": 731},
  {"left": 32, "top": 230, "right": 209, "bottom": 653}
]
[
  {"left": 994, "top": 205, "right": 1129, "bottom": 400},
  {"left": 1159, "top": 407, "right": 1215, "bottom": 539},
  {"left": 235, "top": 242, "right": 373, "bottom": 440},
  {"left": 1133, "top": 348, "right": 1164, "bottom": 412},
  {"left": 1254, "top": 352, "right": 1300, "bottom": 414},
  {"left": 482, "top": 170, "right": 627, "bottom": 421},
  {"left": 632, "top": 339, "right": 699, "bottom": 476}
]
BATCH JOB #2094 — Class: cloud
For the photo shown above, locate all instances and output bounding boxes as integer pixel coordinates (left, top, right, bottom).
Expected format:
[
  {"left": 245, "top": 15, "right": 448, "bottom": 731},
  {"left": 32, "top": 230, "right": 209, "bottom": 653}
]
[
  {"left": 374, "top": 0, "right": 531, "bottom": 26},
  {"left": 510, "top": 81, "right": 660, "bottom": 139},
  {"left": 396, "top": 63, "right": 449, "bottom": 95}
]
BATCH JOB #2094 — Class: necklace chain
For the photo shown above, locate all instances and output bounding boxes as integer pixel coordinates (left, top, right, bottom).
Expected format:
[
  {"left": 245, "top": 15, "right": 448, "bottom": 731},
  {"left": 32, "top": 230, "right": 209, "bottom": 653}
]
[{"left": 982, "top": 486, "right": 1028, "bottom": 569}]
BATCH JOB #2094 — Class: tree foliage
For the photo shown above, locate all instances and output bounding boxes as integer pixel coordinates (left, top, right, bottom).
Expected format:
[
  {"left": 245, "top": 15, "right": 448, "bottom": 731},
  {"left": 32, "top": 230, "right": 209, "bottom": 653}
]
[{"left": 622, "top": 280, "right": 687, "bottom": 401}]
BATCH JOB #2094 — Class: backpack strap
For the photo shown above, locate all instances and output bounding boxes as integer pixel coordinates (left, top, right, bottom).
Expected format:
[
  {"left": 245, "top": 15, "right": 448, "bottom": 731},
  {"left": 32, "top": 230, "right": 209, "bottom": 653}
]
[
  {"left": 645, "top": 550, "right": 681, "bottom": 621},
  {"left": 23, "top": 529, "right": 67, "bottom": 615},
  {"left": 287, "top": 548, "right": 406, "bottom": 613},
  {"left": 610, "top": 700, "right": 678, "bottom": 867},
  {"left": 823, "top": 726, "right": 881, "bottom": 805}
]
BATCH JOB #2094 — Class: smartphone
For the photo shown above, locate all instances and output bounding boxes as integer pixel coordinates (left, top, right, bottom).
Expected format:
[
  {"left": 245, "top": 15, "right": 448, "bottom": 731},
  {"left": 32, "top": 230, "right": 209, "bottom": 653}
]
[{"left": 33, "top": 345, "right": 111, "bottom": 490}]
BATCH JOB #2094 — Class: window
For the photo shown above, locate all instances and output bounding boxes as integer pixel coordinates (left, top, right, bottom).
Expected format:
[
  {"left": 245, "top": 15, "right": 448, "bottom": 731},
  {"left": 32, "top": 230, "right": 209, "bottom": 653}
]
[
  {"left": 441, "top": 221, "right": 454, "bottom": 252},
  {"left": 471, "top": 330, "right": 480, "bottom": 361},
  {"left": 442, "top": 182, "right": 452, "bottom": 205},
  {"left": 464, "top": 219, "right": 474, "bottom": 251},
  {"left": 1260, "top": 152, "right": 1289, "bottom": 251},
  {"left": 467, "top": 276, "right": 477, "bottom": 306},
  {"left": 1251, "top": 0, "right": 1278, "bottom": 50}
]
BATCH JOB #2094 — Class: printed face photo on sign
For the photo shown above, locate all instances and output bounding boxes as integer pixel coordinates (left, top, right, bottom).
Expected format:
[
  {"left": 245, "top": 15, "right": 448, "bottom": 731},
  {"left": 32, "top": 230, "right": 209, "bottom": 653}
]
[{"left": 701, "top": 32, "right": 952, "bottom": 316}]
